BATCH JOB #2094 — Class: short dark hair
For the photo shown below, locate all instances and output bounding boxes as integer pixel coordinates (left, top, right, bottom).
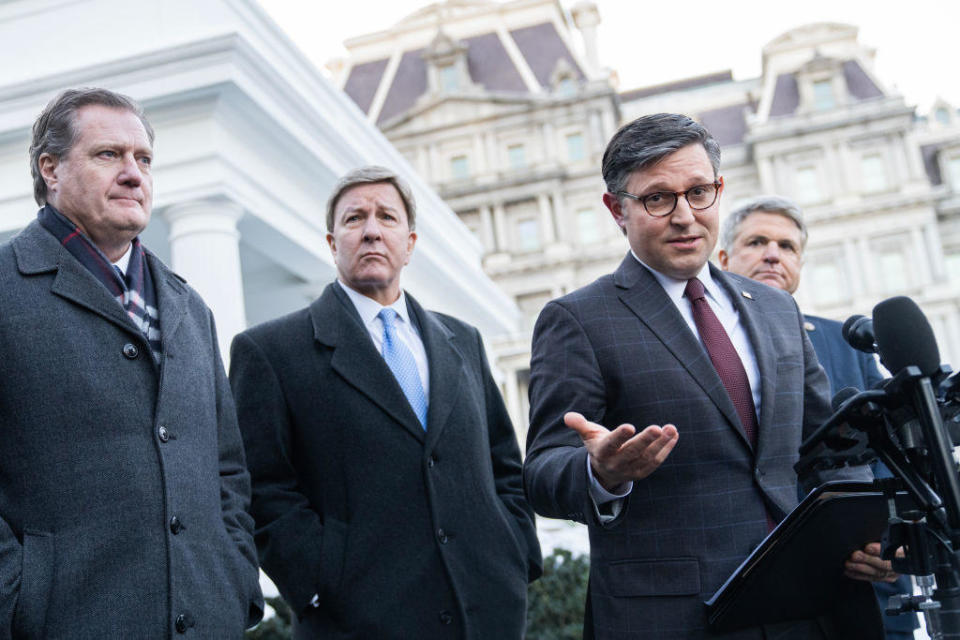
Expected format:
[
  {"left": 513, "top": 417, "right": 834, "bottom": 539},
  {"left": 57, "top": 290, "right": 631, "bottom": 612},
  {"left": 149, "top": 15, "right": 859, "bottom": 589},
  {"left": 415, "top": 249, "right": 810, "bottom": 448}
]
[
  {"left": 601, "top": 113, "right": 721, "bottom": 198},
  {"left": 325, "top": 166, "right": 417, "bottom": 232},
  {"left": 30, "top": 87, "right": 154, "bottom": 206}
]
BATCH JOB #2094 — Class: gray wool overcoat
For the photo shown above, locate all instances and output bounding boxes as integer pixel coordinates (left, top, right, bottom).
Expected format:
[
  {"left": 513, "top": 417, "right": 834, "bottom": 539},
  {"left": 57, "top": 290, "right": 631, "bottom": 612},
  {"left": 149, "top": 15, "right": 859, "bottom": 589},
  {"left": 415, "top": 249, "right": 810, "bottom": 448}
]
[{"left": 0, "top": 220, "right": 262, "bottom": 639}]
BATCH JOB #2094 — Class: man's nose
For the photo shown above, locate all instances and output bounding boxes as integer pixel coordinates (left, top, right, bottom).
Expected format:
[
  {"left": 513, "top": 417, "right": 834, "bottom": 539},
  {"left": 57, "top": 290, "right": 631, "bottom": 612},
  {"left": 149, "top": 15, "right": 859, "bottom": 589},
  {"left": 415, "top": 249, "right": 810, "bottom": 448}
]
[
  {"left": 117, "top": 154, "right": 143, "bottom": 186},
  {"left": 361, "top": 216, "right": 382, "bottom": 240},
  {"left": 669, "top": 197, "right": 695, "bottom": 225},
  {"left": 762, "top": 241, "right": 781, "bottom": 261}
]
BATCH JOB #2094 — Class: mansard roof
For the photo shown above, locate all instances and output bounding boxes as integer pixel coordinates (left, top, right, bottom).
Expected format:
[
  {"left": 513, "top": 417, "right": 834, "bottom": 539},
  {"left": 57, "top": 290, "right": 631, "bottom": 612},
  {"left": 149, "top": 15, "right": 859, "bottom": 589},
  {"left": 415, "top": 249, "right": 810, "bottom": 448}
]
[
  {"left": 342, "top": 20, "right": 584, "bottom": 124},
  {"left": 769, "top": 59, "right": 884, "bottom": 118}
]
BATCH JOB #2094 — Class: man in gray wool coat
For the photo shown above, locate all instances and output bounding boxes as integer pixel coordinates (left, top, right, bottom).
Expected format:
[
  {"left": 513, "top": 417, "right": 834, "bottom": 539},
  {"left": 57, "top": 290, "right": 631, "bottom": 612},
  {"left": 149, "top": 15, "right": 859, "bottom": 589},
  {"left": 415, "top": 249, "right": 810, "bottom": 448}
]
[{"left": 0, "top": 87, "right": 262, "bottom": 638}]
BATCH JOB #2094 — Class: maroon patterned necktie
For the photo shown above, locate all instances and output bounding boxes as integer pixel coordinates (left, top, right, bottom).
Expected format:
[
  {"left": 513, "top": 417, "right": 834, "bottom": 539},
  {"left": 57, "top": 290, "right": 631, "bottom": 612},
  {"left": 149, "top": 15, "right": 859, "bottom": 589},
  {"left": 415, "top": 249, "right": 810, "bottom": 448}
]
[{"left": 684, "top": 278, "right": 759, "bottom": 446}]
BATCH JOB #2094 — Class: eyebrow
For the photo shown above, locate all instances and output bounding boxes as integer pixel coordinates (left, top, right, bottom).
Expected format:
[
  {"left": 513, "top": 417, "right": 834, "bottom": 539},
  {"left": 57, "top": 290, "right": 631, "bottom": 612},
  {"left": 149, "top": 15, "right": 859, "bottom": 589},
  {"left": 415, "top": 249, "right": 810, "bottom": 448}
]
[{"left": 635, "top": 177, "right": 714, "bottom": 194}]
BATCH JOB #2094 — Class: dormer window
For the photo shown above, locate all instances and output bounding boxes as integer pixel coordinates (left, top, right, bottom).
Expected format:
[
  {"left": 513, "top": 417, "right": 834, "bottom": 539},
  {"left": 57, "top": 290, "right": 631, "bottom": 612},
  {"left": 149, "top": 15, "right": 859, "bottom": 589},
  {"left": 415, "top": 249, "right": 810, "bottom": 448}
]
[
  {"left": 550, "top": 58, "right": 580, "bottom": 97},
  {"left": 423, "top": 28, "right": 474, "bottom": 95},
  {"left": 813, "top": 79, "right": 835, "bottom": 110},
  {"left": 797, "top": 51, "right": 846, "bottom": 113},
  {"left": 439, "top": 64, "right": 460, "bottom": 92}
]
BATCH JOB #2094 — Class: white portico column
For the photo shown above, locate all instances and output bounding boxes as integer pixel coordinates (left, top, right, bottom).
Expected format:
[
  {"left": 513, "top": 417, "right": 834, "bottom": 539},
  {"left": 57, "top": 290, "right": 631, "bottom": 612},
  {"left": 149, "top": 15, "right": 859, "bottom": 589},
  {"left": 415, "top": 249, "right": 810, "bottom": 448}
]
[{"left": 163, "top": 200, "right": 247, "bottom": 357}]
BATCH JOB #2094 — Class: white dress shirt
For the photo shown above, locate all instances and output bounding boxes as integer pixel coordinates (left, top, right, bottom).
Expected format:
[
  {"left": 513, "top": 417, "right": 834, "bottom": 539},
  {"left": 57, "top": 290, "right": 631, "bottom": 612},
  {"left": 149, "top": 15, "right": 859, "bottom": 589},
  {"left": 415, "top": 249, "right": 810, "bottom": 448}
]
[
  {"left": 588, "top": 254, "right": 763, "bottom": 516},
  {"left": 111, "top": 243, "right": 132, "bottom": 276},
  {"left": 336, "top": 280, "right": 430, "bottom": 397}
]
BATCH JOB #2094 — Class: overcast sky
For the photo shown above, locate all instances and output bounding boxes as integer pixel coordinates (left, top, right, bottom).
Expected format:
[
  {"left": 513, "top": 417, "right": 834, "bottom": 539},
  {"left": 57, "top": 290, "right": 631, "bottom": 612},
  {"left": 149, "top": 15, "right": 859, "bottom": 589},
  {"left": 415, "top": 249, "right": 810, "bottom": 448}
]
[{"left": 259, "top": 0, "right": 959, "bottom": 112}]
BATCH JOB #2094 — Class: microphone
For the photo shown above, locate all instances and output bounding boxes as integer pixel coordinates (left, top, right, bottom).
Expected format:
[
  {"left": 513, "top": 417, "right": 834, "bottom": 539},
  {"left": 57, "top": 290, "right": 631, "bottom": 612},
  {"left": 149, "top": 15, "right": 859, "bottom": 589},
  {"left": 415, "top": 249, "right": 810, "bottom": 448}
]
[
  {"left": 842, "top": 314, "right": 877, "bottom": 353},
  {"left": 872, "top": 296, "right": 960, "bottom": 528},
  {"left": 873, "top": 297, "right": 940, "bottom": 376}
]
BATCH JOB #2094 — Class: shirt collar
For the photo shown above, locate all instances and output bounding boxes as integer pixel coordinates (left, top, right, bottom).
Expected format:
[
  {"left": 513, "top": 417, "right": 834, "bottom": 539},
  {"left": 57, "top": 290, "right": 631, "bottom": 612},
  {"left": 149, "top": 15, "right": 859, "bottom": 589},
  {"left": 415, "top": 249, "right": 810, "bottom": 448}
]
[
  {"left": 336, "top": 280, "right": 411, "bottom": 327},
  {"left": 629, "top": 250, "right": 724, "bottom": 308},
  {"left": 112, "top": 243, "right": 133, "bottom": 276}
]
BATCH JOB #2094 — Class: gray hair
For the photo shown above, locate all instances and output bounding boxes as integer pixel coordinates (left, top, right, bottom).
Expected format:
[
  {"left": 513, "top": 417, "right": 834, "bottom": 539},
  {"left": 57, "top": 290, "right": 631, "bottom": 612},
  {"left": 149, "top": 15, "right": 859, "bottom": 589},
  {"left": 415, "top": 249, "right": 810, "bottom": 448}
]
[
  {"left": 325, "top": 165, "right": 417, "bottom": 232},
  {"left": 602, "top": 113, "right": 721, "bottom": 197},
  {"left": 720, "top": 195, "right": 808, "bottom": 253},
  {"left": 30, "top": 87, "right": 154, "bottom": 206}
]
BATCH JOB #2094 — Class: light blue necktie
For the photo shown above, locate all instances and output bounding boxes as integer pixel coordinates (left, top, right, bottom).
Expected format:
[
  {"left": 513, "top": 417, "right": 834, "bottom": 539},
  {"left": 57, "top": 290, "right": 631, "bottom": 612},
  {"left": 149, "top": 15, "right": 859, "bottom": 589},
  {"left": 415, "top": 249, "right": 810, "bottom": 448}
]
[{"left": 378, "top": 308, "right": 428, "bottom": 429}]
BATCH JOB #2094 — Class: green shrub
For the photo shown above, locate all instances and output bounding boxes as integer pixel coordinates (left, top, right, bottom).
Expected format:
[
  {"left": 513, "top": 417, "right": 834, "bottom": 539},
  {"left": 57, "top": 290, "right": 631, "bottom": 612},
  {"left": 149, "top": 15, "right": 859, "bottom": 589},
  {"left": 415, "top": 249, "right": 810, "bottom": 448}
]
[{"left": 526, "top": 548, "right": 590, "bottom": 640}]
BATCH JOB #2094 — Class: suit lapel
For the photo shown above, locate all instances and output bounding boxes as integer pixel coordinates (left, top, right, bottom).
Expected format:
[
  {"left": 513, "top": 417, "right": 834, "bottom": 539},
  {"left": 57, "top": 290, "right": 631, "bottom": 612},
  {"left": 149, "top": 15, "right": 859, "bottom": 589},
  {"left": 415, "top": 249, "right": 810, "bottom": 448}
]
[
  {"left": 14, "top": 220, "right": 143, "bottom": 339},
  {"left": 614, "top": 255, "right": 750, "bottom": 449},
  {"left": 311, "top": 284, "right": 426, "bottom": 444},
  {"left": 713, "top": 266, "right": 779, "bottom": 457},
  {"left": 407, "top": 295, "right": 464, "bottom": 448}
]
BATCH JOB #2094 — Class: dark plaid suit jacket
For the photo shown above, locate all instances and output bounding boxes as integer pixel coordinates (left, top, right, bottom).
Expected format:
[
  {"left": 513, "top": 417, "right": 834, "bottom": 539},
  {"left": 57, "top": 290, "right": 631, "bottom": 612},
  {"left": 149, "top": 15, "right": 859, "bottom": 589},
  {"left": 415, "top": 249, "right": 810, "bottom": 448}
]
[{"left": 524, "top": 254, "right": 878, "bottom": 640}]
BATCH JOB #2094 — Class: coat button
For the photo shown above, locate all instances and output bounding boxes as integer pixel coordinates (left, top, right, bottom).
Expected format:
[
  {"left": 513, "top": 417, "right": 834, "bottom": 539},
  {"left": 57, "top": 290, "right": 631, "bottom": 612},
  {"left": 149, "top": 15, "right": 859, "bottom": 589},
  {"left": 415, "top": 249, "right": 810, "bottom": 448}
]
[
  {"left": 122, "top": 343, "right": 139, "bottom": 359},
  {"left": 427, "top": 456, "right": 436, "bottom": 468},
  {"left": 158, "top": 426, "right": 170, "bottom": 443},
  {"left": 439, "top": 610, "right": 453, "bottom": 625},
  {"left": 170, "top": 516, "right": 183, "bottom": 534},
  {"left": 175, "top": 613, "right": 188, "bottom": 633},
  {"left": 437, "top": 528, "right": 448, "bottom": 544}
]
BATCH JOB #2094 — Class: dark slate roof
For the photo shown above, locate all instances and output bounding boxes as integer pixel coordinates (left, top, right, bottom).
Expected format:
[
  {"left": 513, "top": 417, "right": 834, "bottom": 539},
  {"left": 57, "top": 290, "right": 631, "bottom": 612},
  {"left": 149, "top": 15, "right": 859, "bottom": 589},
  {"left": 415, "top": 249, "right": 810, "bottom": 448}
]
[
  {"left": 699, "top": 103, "right": 751, "bottom": 146},
  {"left": 465, "top": 32, "right": 527, "bottom": 92},
  {"left": 769, "top": 73, "right": 800, "bottom": 117},
  {"left": 377, "top": 48, "right": 427, "bottom": 124},
  {"left": 343, "top": 58, "right": 390, "bottom": 114},
  {"left": 509, "top": 22, "right": 584, "bottom": 88},
  {"left": 921, "top": 144, "right": 943, "bottom": 185},
  {"left": 619, "top": 71, "right": 733, "bottom": 102},
  {"left": 843, "top": 60, "right": 883, "bottom": 100}
]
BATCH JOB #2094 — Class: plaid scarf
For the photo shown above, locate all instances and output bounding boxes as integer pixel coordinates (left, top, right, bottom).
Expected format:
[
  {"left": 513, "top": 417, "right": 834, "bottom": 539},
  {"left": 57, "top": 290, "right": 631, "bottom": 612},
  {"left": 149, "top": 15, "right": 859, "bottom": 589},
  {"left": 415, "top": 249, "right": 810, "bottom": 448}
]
[{"left": 38, "top": 205, "right": 163, "bottom": 364}]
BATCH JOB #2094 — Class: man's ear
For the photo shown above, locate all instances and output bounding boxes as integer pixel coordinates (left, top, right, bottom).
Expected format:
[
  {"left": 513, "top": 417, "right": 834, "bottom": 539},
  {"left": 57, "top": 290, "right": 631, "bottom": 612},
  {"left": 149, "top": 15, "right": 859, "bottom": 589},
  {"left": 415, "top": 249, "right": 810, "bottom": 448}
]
[
  {"left": 326, "top": 232, "right": 336, "bottom": 257},
  {"left": 38, "top": 153, "right": 60, "bottom": 192},
  {"left": 602, "top": 192, "right": 626, "bottom": 232},
  {"left": 718, "top": 249, "right": 729, "bottom": 270}
]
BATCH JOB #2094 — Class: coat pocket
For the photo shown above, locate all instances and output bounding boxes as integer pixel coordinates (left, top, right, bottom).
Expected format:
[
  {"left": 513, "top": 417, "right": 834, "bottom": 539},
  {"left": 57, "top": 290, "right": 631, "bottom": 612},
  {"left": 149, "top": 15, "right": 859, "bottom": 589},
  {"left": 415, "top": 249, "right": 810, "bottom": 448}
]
[
  {"left": 317, "top": 518, "right": 347, "bottom": 601},
  {"left": 604, "top": 556, "right": 701, "bottom": 597},
  {"left": 12, "top": 530, "right": 55, "bottom": 637}
]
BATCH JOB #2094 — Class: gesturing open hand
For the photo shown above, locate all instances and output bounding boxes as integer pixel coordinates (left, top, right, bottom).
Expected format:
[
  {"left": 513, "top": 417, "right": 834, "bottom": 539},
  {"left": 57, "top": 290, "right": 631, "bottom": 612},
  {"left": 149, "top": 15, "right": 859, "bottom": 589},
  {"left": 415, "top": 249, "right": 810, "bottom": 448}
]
[{"left": 564, "top": 412, "right": 678, "bottom": 491}]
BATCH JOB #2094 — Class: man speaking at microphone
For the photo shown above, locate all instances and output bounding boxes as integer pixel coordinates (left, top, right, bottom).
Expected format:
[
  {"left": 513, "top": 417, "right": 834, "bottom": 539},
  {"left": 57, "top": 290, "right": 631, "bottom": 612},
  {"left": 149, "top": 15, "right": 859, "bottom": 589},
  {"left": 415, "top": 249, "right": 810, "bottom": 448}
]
[
  {"left": 525, "top": 114, "right": 886, "bottom": 639},
  {"left": 719, "top": 195, "right": 918, "bottom": 639}
]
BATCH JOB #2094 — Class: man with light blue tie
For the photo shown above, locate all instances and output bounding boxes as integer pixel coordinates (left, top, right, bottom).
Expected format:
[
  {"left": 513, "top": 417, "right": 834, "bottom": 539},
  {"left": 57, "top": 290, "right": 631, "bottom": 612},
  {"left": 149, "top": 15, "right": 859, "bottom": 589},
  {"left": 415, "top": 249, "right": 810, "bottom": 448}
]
[{"left": 229, "top": 166, "right": 541, "bottom": 640}]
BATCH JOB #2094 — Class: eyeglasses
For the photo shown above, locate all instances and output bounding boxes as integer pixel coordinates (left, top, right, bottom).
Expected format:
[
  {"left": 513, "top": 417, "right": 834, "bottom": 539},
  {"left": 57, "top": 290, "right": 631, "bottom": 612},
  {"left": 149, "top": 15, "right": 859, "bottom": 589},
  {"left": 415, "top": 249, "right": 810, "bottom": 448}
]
[{"left": 617, "top": 181, "right": 721, "bottom": 217}]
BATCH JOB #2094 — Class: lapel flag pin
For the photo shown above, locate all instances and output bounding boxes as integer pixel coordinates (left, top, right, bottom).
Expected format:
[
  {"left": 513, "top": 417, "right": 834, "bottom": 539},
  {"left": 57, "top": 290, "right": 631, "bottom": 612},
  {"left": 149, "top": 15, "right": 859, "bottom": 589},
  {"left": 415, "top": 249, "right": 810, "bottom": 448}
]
[{"left": 741, "top": 291, "right": 753, "bottom": 300}]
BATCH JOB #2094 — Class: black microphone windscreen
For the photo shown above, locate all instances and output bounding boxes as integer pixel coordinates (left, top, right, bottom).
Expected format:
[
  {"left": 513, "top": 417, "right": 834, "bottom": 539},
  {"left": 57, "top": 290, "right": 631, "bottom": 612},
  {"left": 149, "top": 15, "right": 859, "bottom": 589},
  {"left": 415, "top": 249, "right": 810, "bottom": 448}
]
[
  {"left": 842, "top": 315, "right": 865, "bottom": 342},
  {"left": 831, "top": 386, "right": 859, "bottom": 412},
  {"left": 873, "top": 296, "right": 940, "bottom": 376}
]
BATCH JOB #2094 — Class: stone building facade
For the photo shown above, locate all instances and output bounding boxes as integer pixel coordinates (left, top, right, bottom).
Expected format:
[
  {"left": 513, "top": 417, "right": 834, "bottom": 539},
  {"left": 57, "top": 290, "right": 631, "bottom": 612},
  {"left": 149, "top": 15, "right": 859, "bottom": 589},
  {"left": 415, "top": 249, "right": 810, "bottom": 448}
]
[{"left": 336, "top": 1, "right": 960, "bottom": 447}]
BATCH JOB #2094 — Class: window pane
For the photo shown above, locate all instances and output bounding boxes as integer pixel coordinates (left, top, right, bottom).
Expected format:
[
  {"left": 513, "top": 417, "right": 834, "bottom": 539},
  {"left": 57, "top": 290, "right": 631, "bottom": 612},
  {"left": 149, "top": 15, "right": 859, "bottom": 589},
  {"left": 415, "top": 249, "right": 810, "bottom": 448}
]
[
  {"left": 810, "top": 261, "right": 843, "bottom": 306},
  {"left": 566, "top": 133, "right": 585, "bottom": 162},
  {"left": 795, "top": 166, "right": 821, "bottom": 204},
  {"left": 949, "top": 156, "right": 960, "bottom": 188},
  {"left": 508, "top": 144, "right": 526, "bottom": 169},
  {"left": 813, "top": 79, "right": 835, "bottom": 110},
  {"left": 516, "top": 218, "right": 540, "bottom": 251},
  {"left": 936, "top": 108, "right": 951, "bottom": 125},
  {"left": 861, "top": 154, "right": 887, "bottom": 192},
  {"left": 450, "top": 155, "right": 469, "bottom": 179},
  {"left": 577, "top": 209, "right": 599, "bottom": 243},
  {"left": 440, "top": 65, "right": 459, "bottom": 92},
  {"left": 878, "top": 252, "right": 908, "bottom": 293},
  {"left": 945, "top": 252, "right": 960, "bottom": 281}
]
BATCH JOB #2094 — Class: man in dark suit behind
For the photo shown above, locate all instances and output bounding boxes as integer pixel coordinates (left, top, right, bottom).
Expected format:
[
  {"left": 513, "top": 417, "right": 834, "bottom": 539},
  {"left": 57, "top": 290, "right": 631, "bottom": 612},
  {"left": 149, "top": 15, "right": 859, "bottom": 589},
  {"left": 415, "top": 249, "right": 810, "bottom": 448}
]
[
  {"left": 524, "top": 113, "right": 889, "bottom": 639},
  {"left": 718, "top": 194, "right": 918, "bottom": 639},
  {"left": 0, "top": 88, "right": 262, "bottom": 638},
  {"left": 229, "top": 166, "right": 541, "bottom": 639}
]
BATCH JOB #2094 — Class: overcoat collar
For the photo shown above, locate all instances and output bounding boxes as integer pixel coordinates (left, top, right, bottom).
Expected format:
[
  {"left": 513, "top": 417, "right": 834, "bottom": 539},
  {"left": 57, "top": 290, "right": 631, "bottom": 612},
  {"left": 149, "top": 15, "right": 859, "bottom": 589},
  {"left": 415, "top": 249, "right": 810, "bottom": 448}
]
[
  {"left": 309, "top": 283, "right": 464, "bottom": 447},
  {"left": 612, "top": 253, "right": 775, "bottom": 453},
  {"left": 12, "top": 220, "right": 187, "bottom": 357}
]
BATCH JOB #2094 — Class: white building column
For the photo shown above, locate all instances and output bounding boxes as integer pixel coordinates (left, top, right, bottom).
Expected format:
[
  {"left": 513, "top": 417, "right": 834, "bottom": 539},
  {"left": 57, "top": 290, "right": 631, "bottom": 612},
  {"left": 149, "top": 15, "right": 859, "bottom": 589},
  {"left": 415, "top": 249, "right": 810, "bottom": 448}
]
[
  {"left": 493, "top": 202, "right": 508, "bottom": 252},
  {"left": 164, "top": 200, "right": 247, "bottom": 356},
  {"left": 537, "top": 193, "right": 557, "bottom": 244}
]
